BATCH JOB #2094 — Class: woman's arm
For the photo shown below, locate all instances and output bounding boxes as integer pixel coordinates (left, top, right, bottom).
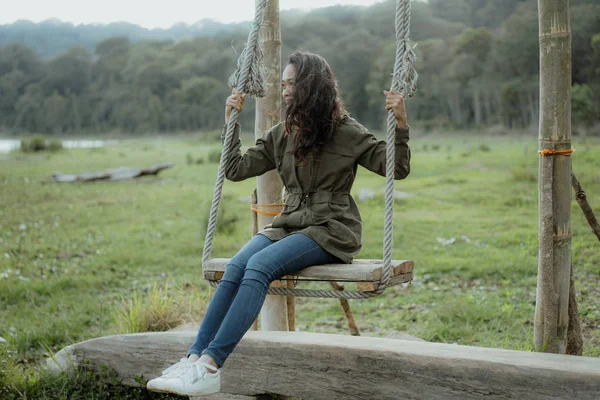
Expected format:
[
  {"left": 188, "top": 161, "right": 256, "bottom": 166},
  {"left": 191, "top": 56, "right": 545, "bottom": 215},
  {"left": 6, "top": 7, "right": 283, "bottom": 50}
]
[
  {"left": 221, "top": 123, "right": 277, "bottom": 182},
  {"left": 219, "top": 88, "right": 277, "bottom": 181},
  {"left": 354, "top": 124, "right": 411, "bottom": 180},
  {"left": 355, "top": 90, "right": 411, "bottom": 179}
]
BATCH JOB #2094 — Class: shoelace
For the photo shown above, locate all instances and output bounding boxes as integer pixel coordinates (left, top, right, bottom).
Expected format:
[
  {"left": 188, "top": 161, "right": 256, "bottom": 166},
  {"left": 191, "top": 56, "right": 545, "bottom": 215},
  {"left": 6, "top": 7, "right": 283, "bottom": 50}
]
[
  {"left": 161, "top": 358, "right": 192, "bottom": 377},
  {"left": 177, "top": 362, "right": 217, "bottom": 383}
]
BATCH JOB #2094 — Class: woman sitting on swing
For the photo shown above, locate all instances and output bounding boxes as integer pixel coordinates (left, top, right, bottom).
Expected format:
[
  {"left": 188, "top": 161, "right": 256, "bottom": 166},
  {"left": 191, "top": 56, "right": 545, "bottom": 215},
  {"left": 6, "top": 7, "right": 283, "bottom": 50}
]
[{"left": 147, "top": 51, "right": 410, "bottom": 397}]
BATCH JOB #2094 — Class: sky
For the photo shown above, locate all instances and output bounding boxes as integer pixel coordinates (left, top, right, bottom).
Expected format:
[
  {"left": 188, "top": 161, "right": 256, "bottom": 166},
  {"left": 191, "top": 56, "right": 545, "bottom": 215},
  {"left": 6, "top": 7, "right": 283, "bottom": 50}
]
[{"left": 0, "top": 0, "right": 387, "bottom": 28}]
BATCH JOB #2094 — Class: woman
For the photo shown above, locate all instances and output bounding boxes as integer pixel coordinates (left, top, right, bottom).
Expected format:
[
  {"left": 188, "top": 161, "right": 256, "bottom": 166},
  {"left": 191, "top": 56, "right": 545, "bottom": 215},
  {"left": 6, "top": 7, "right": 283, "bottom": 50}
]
[{"left": 147, "top": 51, "right": 410, "bottom": 396}]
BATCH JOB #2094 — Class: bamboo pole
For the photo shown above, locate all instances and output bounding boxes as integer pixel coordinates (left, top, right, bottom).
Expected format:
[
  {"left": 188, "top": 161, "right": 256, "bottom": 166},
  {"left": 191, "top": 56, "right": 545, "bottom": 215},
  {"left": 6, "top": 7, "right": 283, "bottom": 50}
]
[
  {"left": 255, "top": 0, "right": 287, "bottom": 332},
  {"left": 534, "top": 0, "right": 572, "bottom": 354}
]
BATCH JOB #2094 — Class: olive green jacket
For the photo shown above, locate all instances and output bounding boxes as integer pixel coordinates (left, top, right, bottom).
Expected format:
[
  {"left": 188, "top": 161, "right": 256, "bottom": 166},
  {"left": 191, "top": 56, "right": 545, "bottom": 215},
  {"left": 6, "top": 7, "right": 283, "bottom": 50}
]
[{"left": 222, "top": 117, "right": 411, "bottom": 263}]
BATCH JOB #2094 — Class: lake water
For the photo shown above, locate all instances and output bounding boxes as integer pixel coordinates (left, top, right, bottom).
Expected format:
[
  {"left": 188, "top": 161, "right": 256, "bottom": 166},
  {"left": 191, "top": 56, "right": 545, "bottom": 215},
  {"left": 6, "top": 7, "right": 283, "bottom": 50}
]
[{"left": 0, "top": 139, "right": 118, "bottom": 153}]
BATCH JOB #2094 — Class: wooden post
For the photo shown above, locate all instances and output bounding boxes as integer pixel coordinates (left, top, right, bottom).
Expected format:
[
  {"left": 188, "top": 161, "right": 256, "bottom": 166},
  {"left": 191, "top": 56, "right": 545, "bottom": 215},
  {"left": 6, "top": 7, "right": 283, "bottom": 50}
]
[
  {"left": 255, "top": 0, "right": 287, "bottom": 331},
  {"left": 286, "top": 281, "right": 296, "bottom": 332},
  {"left": 534, "top": 0, "right": 572, "bottom": 354},
  {"left": 251, "top": 190, "right": 259, "bottom": 332}
]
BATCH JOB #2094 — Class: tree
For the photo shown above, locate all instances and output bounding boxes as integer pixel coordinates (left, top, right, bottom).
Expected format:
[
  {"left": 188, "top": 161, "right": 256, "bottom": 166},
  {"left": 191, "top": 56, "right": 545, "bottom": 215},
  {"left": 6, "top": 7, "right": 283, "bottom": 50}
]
[
  {"left": 326, "top": 30, "right": 379, "bottom": 124},
  {"left": 570, "top": 5, "right": 600, "bottom": 85},
  {"left": 94, "top": 36, "right": 130, "bottom": 87},
  {"left": 0, "top": 43, "right": 41, "bottom": 76},
  {"left": 493, "top": 0, "right": 539, "bottom": 80},
  {"left": 468, "top": 0, "right": 528, "bottom": 28},
  {"left": 455, "top": 27, "right": 492, "bottom": 64},
  {"left": 571, "top": 84, "right": 595, "bottom": 127},
  {"left": 0, "top": 0, "right": 597, "bottom": 135},
  {"left": 14, "top": 84, "right": 44, "bottom": 133},
  {"left": 176, "top": 76, "right": 230, "bottom": 130},
  {"left": 429, "top": 0, "right": 471, "bottom": 26},
  {"left": 0, "top": 69, "right": 26, "bottom": 128},
  {"left": 455, "top": 27, "right": 494, "bottom": 126},
  {"left": 41, "top": 91, "right": 68, "bottom": 133},
  {"left": 42, "top": 47, "right": 91, "bottom": 96}
]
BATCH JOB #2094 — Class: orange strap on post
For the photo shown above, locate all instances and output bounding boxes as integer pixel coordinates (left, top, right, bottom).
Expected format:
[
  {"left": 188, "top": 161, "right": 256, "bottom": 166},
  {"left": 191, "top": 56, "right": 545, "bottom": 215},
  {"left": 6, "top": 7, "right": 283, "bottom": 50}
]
[
  {"left": 251, "top": 203, "right": 284, "bottom": 216},
  {"left": 539, "top": 148, "right": 575, "bottom": 156}
]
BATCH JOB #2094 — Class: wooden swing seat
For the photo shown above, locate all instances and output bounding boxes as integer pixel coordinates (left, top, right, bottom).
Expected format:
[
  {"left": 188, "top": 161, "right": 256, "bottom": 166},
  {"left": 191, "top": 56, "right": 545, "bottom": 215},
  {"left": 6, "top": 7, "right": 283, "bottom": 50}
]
[{"left": 203, "top": 258, "right": 414, "bottom": 292}]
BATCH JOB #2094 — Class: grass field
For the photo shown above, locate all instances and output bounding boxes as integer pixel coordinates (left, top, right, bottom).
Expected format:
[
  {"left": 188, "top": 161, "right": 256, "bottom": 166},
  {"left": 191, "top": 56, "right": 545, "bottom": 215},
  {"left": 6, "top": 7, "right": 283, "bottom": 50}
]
[{"left": 1, "top": 130, "right": 599, "bottom": 398}]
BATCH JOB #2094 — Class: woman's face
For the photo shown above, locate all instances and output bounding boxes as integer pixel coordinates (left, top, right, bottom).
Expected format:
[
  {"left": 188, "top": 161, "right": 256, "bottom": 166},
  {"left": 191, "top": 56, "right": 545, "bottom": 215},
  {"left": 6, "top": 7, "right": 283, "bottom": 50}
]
[{"left": 281, "top": 64, "right": 296, "bottom": 107}]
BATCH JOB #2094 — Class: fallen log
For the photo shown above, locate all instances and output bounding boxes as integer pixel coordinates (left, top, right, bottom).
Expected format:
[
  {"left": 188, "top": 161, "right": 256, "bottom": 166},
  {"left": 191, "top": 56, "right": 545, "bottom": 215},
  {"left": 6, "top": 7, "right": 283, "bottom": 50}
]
[
  {"left": 48, "top": 331, "right": 600, "bottom": 400},
  {"left": 52, "top": 162, "right": 174, "bottom": 182}
]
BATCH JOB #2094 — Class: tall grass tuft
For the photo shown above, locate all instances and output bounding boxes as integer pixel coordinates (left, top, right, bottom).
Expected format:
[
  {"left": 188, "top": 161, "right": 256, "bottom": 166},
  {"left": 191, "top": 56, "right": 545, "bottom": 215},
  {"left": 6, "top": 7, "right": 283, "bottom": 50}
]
[{"left": 114, "top": 283, "right": 188, "bottom": 334}]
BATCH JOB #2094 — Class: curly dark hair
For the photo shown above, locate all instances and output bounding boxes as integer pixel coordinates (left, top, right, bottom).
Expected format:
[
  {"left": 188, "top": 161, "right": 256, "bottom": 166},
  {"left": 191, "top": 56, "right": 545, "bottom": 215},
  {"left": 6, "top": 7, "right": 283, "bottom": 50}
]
[{"left": 285, "top": 52, "right": 347, "bottom": 161}]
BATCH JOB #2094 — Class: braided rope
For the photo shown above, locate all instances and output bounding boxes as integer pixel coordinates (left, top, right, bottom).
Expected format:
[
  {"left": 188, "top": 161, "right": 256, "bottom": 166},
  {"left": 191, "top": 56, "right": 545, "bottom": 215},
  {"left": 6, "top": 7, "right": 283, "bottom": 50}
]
[
  {"left": 376, "top": 0, "right": 419, "bottom": 296},
  {"left": 203, "top": 0, "right": 417, "bottom": 299},
  {"left": 202, "top": 0, "right": 268, "bottom": 266}
]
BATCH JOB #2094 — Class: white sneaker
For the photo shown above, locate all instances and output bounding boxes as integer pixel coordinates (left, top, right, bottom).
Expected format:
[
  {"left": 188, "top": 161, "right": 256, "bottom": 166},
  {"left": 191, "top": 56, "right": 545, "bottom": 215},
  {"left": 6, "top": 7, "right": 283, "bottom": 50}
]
[
  {"left": 164, "top": 361, "right": 221, "bottom": 396},
  {"left": 147, "top": 357, "right": 194, "bottom": 393}
]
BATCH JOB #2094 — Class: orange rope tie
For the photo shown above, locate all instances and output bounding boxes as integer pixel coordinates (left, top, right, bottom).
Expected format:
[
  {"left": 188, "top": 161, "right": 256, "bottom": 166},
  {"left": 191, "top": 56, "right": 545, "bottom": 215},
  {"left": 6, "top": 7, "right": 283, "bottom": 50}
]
[
  {"left": 251, "top": 203, "right": 284, "bottom": 216},
  {"left": 539, "top": 148, "right": 575, "bottom": 156}
]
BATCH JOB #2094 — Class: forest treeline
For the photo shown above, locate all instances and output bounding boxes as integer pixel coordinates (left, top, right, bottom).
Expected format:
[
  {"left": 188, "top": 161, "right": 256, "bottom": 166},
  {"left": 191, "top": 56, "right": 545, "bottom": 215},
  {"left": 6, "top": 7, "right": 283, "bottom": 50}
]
[{"left": 0, "top": 0, "right": 598, "bottom": 135}]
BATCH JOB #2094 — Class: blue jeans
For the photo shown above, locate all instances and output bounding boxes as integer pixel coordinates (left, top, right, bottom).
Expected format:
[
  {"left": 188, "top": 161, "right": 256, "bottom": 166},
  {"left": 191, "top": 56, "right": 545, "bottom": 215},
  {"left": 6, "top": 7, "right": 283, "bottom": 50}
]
[{"left": 189, "top": 233, "right": 340, "bottom": 367}]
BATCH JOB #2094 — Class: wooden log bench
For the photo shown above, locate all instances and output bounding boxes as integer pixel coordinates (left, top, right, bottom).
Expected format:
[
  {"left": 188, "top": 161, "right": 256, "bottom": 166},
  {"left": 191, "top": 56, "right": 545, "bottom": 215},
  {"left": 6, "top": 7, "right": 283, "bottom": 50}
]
[
  {"left": 48, "top": 331, "right": 600, "bottom": 400},
  {"left": 202, "top": 258, "right": 414, "bottom": 293}
]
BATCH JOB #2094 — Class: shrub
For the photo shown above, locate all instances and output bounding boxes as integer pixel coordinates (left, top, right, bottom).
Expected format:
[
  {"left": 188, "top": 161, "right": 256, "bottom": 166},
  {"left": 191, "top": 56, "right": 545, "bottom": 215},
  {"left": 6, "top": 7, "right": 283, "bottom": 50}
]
[
  {"left": 20, "top": 139, "right": 29, "bottom": 152},
  {"left": 479, "top": 143, "right": 491, "bottom": 152},
  {"left": 20, "top": 137, "right": 63, "bottom": 153},
  {"left": 208, "top": 148, "right": 221, "bottom": 164},
  {"left": 28, "top": 136, "right": 47, "bottom": 152},
  {"left": 47, "top": 139, "right": 63, "bottom": 152}
]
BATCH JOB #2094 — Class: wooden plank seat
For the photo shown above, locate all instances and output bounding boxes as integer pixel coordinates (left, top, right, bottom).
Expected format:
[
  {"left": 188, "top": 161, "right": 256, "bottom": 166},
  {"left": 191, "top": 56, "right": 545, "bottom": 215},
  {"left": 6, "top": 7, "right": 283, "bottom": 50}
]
[{"left": 203, "top": 258, "right": 414, "bottom": 292}]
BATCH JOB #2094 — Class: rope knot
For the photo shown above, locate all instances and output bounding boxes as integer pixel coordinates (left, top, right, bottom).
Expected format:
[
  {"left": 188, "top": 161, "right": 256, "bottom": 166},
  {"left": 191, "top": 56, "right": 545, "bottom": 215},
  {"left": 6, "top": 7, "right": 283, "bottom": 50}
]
[{"left": 227, "top": 0, "right": 268, "bottom": 98}]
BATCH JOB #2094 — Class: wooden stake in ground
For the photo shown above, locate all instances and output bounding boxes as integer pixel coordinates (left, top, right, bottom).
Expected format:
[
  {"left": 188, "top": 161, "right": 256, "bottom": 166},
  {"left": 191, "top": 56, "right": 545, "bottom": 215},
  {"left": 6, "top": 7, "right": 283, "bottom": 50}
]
[
  {"left": 286, "top": 281, "right": 296, "bottom": 332},
  {"left": 534, "top": 0, "right": 573, "bottom": 354},
  {"left": 330, "top": 282, "right": 360, "bottom": 336},
  {"left": 255, "top": 0, "right": 287, "bottom": 332}
]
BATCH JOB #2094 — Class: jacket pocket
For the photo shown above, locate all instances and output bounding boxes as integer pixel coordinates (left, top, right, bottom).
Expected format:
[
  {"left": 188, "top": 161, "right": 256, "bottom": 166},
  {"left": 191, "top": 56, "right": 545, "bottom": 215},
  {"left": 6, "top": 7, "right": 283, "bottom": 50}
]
[
  {"left": 282, "top": 194, "right": 302, "bottom": 214},
  {"left": 310, "top": 199, "right": 332, "bottom": 223},
  {"left": 328, "top": 219, "right": 360, "bottom": 248},
  {"left": 272, "top": 194, "right": 304, "bottom": 229}
]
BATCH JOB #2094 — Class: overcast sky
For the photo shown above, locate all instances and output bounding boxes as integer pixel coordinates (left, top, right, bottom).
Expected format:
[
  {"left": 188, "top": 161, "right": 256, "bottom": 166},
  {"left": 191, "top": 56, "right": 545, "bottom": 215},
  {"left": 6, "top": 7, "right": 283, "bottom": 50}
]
[{"left": 1, "top": 0, "right": 387, "bottom": 28}]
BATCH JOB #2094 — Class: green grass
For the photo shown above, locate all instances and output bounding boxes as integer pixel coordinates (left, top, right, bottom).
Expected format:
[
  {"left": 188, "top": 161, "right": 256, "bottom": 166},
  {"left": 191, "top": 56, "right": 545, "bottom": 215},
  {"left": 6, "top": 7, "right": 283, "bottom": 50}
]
[{"left": 1, "top": 131, "right": 599, "bottom": 397}]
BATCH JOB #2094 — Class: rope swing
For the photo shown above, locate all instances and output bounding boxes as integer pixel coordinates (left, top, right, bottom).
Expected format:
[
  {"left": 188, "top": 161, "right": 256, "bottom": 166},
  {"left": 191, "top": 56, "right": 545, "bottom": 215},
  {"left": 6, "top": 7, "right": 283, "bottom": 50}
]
[{"left": 202, "top": 0, "right": 418, "bottom": 299}]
